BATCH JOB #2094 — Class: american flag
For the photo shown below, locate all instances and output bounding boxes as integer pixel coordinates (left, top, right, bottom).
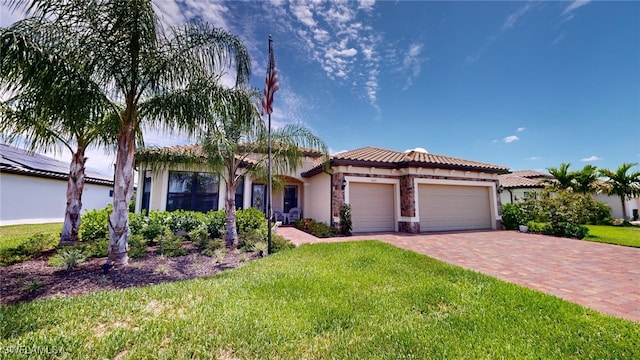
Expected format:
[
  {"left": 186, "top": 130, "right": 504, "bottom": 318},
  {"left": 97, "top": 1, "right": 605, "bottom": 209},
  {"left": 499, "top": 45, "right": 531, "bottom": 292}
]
[{"left": 262, "top": 36, "right": 279, "bottom": 115}]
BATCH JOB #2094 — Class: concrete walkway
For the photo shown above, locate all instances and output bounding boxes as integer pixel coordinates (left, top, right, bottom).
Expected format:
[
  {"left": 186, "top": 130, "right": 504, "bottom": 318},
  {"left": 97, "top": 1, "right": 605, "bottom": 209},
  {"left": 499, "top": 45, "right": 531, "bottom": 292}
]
[{"left": 277, "top": 227, "right": 640, "bottom": 322}]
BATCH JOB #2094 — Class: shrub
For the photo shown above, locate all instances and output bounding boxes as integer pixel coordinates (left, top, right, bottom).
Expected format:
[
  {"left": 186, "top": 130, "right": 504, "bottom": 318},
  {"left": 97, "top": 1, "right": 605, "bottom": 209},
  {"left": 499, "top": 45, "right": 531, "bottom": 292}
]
[
  {"left": 252, "top": 241, "right": 268, "bottom": 255},
  {"left": 293, "top": 218, "right": 337, "bottom": 238},
  {"left": 213, "top": 248, "right": 227, "bottom": 263},
  {"left": 526, "top": 221, "right": 552, "bottom": 234},
  {"left": 128, "top": 234, "right": 148, "bottom": 258},
  {"left": 79, "top": 205, "right": 112, "bottom": 242},
  {"left": 165, "top": 210, "right": 205, "bottom": 233},
  {"left": 188, "top": 226, "right": 210, "bottom": 244},
  {"left": 128, "top": 212, "right": 148, "bottom": 236},
  {"left": 339, "top": 204, "right": 352, "bottom": 236},
  {"left": 501, "top": 203, "right": 522, "bottom": 230},
  {"left": 204, "top": 210, "right": 227, "bottom": 238},
  {"left": 141, "top": 222, "right": 165, "bottom": 243},
  {"left": 88, "top": 238, "right": 109, "bottom": 258},
  {"left": 236, "top": 208, "right": 266, "bottom": 233},
  {"left": 238, "top": 228, "right": 267, "bottom": 252},
  {"left": 200, "top": 238, "right": 224, "bottom": 257},
  {"left": 157, "top": 231, "right": 188, "bottom": 257},
  {"left": 48, "top": 247, "right": 87, "bottom": 271},
  {"left": 271, "top": 234, "right": 295, "bottom": 253}
]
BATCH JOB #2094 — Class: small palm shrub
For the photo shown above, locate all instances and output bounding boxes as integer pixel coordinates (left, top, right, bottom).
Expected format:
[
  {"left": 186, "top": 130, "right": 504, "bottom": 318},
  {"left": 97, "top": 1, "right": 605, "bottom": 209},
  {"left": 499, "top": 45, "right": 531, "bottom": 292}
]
[
  {"left": 293, "top": 218, "right": 338, "bottom": 238},
  {"left": 48, "top": 247, "right": 87, "bottom": 271},
  {"left": 238, "top": 228, "right": 267, "bottom": 252}
]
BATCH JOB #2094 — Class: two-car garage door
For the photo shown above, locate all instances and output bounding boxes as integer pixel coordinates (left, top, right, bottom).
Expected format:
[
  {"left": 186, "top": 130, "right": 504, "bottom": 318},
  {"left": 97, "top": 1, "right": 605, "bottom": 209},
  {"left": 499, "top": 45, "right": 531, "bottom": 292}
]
[
  {"left": 349, "top": 182, "right": 395, "bottom": 232},
  {"left": 418, "top": 184, "right": 492, "bottom": 232}
]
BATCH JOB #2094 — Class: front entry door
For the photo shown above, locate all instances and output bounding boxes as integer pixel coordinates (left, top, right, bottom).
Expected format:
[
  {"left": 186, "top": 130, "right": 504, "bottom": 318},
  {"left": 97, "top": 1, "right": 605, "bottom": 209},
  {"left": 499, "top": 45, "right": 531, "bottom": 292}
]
[
  {"left": 284, "top": 185, "right": 298, "bottom": 213},
  {"left": 251, "top": 184, "right": 266, "bottom": 214}
]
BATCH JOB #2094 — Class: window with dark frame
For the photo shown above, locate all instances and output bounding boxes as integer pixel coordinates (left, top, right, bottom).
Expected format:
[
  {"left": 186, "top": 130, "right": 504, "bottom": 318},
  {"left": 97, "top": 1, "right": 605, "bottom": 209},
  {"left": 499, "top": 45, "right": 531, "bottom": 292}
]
[{"left": 167, "top": 171, "right": 219, "bottom": 212}]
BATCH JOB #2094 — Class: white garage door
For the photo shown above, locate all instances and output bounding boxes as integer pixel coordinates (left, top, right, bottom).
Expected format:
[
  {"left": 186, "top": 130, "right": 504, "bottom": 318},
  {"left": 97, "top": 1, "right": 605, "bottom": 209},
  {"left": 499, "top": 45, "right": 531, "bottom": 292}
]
[
  {"left": 349, "top": 182, "right": 395, "bottom": 232},
  {"left": 419, "top": 184, "right": 492, "bottom": 232}
]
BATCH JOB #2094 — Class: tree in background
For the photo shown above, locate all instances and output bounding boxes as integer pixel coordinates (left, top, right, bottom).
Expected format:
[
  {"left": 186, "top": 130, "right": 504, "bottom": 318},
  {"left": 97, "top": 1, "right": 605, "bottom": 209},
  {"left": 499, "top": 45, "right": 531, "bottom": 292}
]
[
  {"left": 1, "top": 17, "right": 117, "bottom": 244},
  {"left": 2, "top": 0, "right": 251, "bottom": 265},
  {"left": 599, "top": 163, "right": 640, "bottom": 220},
  {"left": 573, "top": 164, "right": 599, "bottom": 195},
  {"left": 545, "top": 163, "right": 575, "bottom": 190}
]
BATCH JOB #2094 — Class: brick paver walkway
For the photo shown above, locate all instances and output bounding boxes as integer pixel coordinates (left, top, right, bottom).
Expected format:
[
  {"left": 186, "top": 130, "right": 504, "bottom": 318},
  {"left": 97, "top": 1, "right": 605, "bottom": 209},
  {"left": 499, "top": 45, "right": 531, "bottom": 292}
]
[{"left": 277, "top": 227, "right": 640, "bottom": 322}]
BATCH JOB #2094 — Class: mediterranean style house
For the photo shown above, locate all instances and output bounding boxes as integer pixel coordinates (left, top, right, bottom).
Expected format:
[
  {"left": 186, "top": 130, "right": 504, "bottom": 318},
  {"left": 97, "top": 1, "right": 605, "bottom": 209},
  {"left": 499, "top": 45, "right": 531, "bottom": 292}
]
[{"left": 135, "top": 145, "right": 510, "bottom": 233}]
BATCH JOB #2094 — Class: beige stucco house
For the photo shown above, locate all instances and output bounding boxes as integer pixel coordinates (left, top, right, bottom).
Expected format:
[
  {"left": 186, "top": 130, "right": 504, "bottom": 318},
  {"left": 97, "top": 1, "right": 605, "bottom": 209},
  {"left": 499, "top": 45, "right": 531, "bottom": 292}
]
[{"left": 136, "top": 145, "right": 510, "bottom": 233}]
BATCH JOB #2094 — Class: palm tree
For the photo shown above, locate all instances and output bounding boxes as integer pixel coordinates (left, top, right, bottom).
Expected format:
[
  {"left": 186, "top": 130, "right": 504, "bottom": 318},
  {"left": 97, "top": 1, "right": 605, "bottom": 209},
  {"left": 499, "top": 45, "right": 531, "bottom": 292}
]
[
  {"left": 1, "top": 17, "right": 117, "bottom": 245},
  {"left": 573, "top": 164, "right": 599, "bottom": 195},
  {"left": 546, "top": 163, "right": 575, "bottom": 190},
  {"left": 599, "top": 163, "right": 640, "bottom": 220},
  {"left": 1, "top": 0, "right": 251, "bottom": 265},
  {"left": 136, "top": 88, "right": 328, "bottom": 248}
]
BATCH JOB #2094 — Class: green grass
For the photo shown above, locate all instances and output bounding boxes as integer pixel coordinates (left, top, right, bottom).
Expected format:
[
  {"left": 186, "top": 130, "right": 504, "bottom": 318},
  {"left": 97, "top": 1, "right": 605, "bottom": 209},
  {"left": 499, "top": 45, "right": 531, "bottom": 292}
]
[
  {"left": 0, "top": 223, "right": 62, "bottom": 251},
  {"left": 585, "top": 225, "right": 640, "bottom": 247},
  {"left": 1, "top": 241, "right": 638, "bottom": 359}
]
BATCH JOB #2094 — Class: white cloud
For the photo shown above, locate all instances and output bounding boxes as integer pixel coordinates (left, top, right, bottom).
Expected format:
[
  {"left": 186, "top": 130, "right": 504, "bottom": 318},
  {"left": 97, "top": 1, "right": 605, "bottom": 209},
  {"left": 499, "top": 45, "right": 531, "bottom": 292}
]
[
  {"left": 502, "top": 2, "right": 535, "bottom": 30},
  {"left": 562, "top": 0, "right": 592, "bottom": 16},
  {"left": 291, "top": 3, "right": 317, "bottom": 27},
  {"left": 526, "top": 156, "right": 541, "bottom": 160},
  {"left": 581, "top": 155, "right": 602, "bottom": 162},
  {"left": 401, "top": 42, "right": 425, "bottom": 90},
  {"left": 516, "top": 127, "right": 526, "bottom": 132},
  {"left": 503, "top": 136, "right": 520, "bottom": 143},
  {"left": 359, "top": 0, "right": 375, "bottom": 10}
]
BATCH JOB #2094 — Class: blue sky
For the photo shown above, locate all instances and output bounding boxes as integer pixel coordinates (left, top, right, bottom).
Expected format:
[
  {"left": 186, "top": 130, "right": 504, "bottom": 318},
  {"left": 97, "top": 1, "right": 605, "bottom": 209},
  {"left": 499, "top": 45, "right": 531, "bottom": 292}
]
[{"left": 1, "top": 0, "right": 639, "bottom": 176}]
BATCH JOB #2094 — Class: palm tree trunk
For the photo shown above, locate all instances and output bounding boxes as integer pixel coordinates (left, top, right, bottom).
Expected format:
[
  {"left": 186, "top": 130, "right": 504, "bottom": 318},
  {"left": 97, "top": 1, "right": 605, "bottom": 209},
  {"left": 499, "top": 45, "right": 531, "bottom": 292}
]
[
  {"left": 108, "top": 125, "right": 136, "bottom": 265},
  {"left": 620, "top": 195, "right": 628, "bottom": 220},
  {"left": 224, "top": 182, "right": 238, "bottom": 248},
  {"left": 60, "top": 146, "right": 87, "bottom": 245}
]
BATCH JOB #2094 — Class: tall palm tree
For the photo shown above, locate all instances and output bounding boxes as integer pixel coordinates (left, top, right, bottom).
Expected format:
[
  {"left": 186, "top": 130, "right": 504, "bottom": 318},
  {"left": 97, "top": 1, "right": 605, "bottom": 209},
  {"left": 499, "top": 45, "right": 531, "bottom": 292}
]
[
  {"left": 546, "top": 163, "right": 575, "bottom": 190},
  {"left": 136, "top": 88, "right": 328, "bottom": 248},
  {"left": 573, "top": 164, "right": 599, "bottom": 195},
  {"left": 599, "top": 163, "right": 640, "bottom": 220},
  {"left": 2, "top": 0, "right": 251, "bottom": 265},
  {"left": 1, "top": 17, "right": 117, "bottom": 245}
]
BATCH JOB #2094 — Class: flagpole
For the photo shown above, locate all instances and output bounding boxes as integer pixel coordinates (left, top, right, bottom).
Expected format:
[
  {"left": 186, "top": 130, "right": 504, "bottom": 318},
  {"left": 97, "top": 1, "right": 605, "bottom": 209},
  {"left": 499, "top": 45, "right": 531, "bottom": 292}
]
[{"left": 267, "top": 35, "right": 273, "bottom": 255}]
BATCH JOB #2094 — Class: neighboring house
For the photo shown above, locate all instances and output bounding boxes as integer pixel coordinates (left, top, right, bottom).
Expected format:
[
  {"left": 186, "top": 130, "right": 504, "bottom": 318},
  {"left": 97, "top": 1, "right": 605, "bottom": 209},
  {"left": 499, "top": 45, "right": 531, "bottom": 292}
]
[
  {"left": 0, "top": 143, "right": 114, "bottom": 225},
  {"left": 137, "top": 145, "right": 509, "bottom": 233},
  {"left": 498, "top": 170, "right": 552, "bottom": 204},
  {"left": 499, "top": 169, "right": 640, "bottom": 220}
]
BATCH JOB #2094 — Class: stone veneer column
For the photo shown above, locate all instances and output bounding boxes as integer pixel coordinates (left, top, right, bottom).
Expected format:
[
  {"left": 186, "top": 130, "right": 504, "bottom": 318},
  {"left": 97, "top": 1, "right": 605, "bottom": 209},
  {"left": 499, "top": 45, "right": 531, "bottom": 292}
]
[
  {"left": 332, "top": 173, "right": 346, "bottom": 226},
  {"left": 399, "top": 175, "right": 420, "bottom": 233}
]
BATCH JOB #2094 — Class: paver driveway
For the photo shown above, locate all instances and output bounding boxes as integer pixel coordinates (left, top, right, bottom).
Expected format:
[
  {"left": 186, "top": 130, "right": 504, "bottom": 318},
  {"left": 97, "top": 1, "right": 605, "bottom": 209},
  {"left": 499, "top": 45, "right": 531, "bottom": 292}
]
[{"left": 278, "top": 227, "right": 640, "bottom": 322}]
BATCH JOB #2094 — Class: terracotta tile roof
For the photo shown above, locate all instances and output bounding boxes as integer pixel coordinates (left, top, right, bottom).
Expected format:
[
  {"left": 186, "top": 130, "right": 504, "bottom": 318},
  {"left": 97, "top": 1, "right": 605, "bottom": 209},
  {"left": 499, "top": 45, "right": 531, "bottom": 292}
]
[
  {"left": 498, "top": 175, "right": 545, "bottom": 188},
  {"left": 302, "top": 146, "right": 509, "bottom": 176},
  {"left": 507, "top": 170, "right": 553, "bottom": 179}
]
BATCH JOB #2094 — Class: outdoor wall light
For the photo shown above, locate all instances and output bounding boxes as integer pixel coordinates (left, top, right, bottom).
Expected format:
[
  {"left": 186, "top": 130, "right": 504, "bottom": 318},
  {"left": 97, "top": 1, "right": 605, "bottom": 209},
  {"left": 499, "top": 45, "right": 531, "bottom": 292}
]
[
  {"left": 498, "top": 185, "right": 504, "bottom": 193},
  {"left": 341, "top": 179, "right": 347, "bottom": 190}
]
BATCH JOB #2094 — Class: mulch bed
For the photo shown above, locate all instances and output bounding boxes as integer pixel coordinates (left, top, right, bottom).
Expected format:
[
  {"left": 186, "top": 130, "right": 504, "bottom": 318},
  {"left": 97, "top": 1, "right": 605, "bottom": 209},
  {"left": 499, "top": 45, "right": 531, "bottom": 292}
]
[{"left": 0, "top": 244, "right": 261, "bottom": 306}]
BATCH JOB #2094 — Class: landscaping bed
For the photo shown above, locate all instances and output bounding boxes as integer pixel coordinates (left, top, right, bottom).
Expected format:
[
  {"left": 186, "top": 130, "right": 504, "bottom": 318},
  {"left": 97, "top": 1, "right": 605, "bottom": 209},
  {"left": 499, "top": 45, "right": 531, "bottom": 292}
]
[{"left": 0, "top": 242, "right": 259, "bottom": 305}]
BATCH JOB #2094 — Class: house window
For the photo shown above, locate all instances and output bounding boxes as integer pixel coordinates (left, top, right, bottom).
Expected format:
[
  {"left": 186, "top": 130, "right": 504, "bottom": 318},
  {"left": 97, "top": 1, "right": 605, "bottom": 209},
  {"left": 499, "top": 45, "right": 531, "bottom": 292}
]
[
  {"left": 167, "top": 171, "right": 219, "bottom": 212},
  {"left": 251, "top": 184, "right": 266, "bottom": 213},
  {"left": 284, "top": 185, "right": 298, "bottom": 213},
  {"left": 235, "top": 176, "right": 244, "bottom": 210},
  {"left": 141, "top": 171, "right": 152, "bottom": 214}
]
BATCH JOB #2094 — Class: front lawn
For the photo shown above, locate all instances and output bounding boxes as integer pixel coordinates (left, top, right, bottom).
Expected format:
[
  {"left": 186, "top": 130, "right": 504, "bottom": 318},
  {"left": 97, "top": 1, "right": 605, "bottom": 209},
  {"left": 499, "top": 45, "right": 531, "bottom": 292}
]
[
  {"left": 0, "top": 223, "right": 61, "bottom": 252},
  {"left": 585, "top": 225, "right": 640, "bottom": 247},
  {"left": 2, "top": 241, "right": 638, "bottom": 359}
]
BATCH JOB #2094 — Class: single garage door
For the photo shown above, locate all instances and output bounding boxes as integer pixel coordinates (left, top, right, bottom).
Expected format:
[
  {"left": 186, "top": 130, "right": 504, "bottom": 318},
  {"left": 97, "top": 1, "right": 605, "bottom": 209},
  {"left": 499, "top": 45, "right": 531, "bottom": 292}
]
[
  {"left": 349, "top": 182, "right": 395, "bottom": 232},
  {"left": 419, "top": 184, "right": 492, "bottom": 232}
]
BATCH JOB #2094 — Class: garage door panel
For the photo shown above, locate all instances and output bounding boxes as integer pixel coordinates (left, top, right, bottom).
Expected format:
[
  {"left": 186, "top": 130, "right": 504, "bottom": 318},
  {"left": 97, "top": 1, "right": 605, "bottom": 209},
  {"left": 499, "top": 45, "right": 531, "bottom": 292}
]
[
  {"left": 350, "top": 183, "right": 395, "bottom": 232},
  {"left": 419, "top": 184, "right": 491, "bottom": 232}
]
